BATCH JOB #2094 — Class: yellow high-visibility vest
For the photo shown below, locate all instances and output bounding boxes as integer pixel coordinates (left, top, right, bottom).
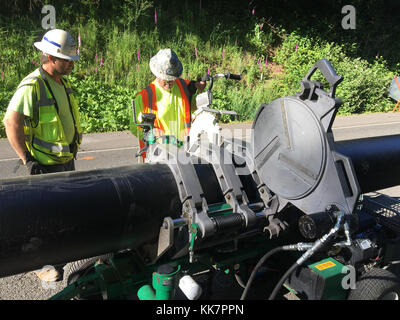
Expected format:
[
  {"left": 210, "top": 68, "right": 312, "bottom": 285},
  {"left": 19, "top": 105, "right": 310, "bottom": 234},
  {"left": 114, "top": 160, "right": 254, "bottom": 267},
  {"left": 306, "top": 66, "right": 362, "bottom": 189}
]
[
  {"left": 133, "top": 78, "right": 192, "bottom": 142},
  {"left": 18, "top": 68, "right": 82, "bottom": 165}
]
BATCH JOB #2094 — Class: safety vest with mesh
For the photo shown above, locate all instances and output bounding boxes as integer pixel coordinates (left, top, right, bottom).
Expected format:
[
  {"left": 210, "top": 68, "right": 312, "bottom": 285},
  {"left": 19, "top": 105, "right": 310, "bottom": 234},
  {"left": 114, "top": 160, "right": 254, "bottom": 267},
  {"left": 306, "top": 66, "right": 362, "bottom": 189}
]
[
  {"left": 18, "top": 68, "right": 82, "bottom": 165},
  {"left": 136, "top": 78, "right": 192, "bottom": 141}
]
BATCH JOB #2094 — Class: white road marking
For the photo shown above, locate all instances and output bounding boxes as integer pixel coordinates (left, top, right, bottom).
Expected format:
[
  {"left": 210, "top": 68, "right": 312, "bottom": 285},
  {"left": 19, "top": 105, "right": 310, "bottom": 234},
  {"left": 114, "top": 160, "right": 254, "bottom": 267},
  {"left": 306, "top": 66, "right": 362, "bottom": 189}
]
[
  {"left": 333, "top": 121, "right": 400, "bottom": 130},
  {"left": 0, "top": 146, "right": 140, "bottom": 162},
  {"left": 79, "top": 146, "right": 139, "bottom": 153}
]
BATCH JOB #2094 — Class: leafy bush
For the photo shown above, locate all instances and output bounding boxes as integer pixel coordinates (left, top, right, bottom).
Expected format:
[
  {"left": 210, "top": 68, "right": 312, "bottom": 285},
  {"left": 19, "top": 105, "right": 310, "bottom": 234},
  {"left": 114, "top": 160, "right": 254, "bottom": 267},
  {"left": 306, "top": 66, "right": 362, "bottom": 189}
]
[
  {"left": 68, "top": 75, "right": 136, "bottom": 133},
  {"left": 272, "top": 32, "right": 394, "bottom": 114}
]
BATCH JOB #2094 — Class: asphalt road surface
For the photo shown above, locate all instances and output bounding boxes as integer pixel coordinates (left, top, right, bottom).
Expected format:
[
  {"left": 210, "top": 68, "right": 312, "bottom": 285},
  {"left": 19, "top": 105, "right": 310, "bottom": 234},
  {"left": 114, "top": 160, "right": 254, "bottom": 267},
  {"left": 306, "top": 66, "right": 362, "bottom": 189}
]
[{"left": 0, "top": 112, "right": 399, "bottom": 299}]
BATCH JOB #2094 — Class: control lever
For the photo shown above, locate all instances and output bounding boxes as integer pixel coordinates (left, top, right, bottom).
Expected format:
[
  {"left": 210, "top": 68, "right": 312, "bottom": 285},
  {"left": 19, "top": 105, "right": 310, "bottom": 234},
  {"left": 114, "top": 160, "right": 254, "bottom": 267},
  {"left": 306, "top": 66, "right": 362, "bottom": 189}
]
[{"left": 298, "top": 59, "right": 344, "bottom": 100}]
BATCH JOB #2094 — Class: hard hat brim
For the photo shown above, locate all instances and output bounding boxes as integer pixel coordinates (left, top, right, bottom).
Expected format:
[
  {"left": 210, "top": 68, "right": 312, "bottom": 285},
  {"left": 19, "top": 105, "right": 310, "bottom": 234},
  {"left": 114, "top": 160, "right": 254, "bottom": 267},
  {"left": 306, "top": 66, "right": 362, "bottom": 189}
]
[{"left": 34, "top": 41, "right": 80, "bottom": 61}]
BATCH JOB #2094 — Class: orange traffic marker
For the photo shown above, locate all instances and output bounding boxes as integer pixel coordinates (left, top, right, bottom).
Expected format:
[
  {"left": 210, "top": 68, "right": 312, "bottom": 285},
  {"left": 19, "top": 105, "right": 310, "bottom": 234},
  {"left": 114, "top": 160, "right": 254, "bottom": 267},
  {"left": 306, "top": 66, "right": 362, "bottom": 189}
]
[{"left": 76, "top": 156, "right": 96, "bottom": 161}]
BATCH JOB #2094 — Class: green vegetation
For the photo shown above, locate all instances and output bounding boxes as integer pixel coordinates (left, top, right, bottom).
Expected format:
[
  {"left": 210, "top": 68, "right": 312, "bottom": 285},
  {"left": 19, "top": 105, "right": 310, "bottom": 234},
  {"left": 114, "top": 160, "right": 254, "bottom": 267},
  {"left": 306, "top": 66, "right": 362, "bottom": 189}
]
[
  {"left": 273, "top": 32, "right": 395, "bottom": 114},
  {"left": 0, "top": 0, "right": 399, "bottom": 137}
]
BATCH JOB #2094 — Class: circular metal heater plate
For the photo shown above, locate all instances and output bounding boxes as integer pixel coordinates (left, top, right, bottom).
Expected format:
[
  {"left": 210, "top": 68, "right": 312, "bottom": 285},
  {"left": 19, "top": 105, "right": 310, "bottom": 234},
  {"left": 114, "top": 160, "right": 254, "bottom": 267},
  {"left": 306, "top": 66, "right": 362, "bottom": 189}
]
[{"left": 252, "top": 97, "right": 327, "bottom": 200}]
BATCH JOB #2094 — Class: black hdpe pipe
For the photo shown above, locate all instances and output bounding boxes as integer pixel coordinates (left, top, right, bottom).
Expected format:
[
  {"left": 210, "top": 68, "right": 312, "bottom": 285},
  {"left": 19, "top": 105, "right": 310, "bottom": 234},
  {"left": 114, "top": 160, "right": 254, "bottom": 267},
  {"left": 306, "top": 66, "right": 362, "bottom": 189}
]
[
  {"left": 335, "top": 134, "right": 400, "bottom": 193},
  {"left": 0, "top": 135, "right": 399, "bottom": 277}
]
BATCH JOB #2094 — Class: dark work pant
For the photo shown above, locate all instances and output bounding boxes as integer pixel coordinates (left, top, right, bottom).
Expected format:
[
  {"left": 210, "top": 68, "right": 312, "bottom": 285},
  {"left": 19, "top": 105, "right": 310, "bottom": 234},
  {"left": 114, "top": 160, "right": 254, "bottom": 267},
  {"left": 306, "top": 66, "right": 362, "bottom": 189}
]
[
  {"left": 41, "top": 159, "right": 75, "bottom": 173},
  {"left": 15, "top": 159, "right": 76, "bottom": 176}
]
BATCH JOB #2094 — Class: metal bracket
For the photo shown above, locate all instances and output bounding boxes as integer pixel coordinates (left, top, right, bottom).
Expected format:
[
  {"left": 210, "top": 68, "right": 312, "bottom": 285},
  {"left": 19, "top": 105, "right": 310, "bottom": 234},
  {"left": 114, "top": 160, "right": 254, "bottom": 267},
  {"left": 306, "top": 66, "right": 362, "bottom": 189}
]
[
  {"left": 222, "top": 137, "right": 287, "bottom": 238},
  {"left": 190, "top": 140, "right": 257, "bottom": 228},
  {"left": 148, "top": 143, "right": 215, "bottom": 262},
  {"left": 157, "top": 217, "right": 174, "bottom": 258}
]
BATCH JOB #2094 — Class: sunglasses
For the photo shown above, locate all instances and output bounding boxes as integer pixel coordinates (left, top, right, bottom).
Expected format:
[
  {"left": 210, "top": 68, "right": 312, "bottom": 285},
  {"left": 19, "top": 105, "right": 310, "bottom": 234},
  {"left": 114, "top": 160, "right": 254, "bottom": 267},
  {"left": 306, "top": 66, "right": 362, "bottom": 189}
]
[{"left": 55, "top": 57, "right": 72, "bottom": 63}]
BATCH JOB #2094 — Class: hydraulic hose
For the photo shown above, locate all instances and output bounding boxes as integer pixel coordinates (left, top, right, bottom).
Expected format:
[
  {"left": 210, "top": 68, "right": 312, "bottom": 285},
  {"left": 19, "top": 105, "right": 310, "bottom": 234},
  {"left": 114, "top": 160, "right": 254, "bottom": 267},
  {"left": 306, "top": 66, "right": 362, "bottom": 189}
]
[
  {"left": 240, "top": 242, "right": 313, "bottom": 300},
  {"left": 240, "top": 246, "right": 287, "bottom": 300},
  {"left": 268, "top": 261, "right": 300, "bottom": 300},
  {"left": 268, "top": 212, "right": 345, "bottom": 300}
]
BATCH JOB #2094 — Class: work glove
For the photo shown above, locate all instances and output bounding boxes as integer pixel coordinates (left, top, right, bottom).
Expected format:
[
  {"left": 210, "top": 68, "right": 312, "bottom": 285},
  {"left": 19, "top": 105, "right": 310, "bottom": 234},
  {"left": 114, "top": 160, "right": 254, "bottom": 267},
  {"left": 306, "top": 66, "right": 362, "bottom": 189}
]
[{"left": 23, "top": 152, "right": 48, "bottom": 175}]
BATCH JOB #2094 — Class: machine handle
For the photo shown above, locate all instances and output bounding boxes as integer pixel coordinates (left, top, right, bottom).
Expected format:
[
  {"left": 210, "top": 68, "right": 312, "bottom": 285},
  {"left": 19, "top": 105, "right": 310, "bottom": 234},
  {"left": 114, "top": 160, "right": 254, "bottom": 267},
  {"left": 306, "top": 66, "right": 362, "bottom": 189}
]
[
  {"left": 226, "top": 73, "right": 242, "bottom": 80},
  {"left": 198, "top": 72, "right": 242, "bottom": 82},
  {"left": 198, "top": 71, "right": 242, "bottom": 92},
  {"left": 304, "top": 59, "right": 343, "bottom": 98}
]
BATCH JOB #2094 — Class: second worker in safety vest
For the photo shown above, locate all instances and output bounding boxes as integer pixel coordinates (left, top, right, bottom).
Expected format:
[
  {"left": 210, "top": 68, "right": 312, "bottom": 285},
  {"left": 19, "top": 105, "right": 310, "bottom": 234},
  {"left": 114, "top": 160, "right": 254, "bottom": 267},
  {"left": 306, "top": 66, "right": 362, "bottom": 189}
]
[{"left": 130, "top": 48, "right": 206, "bottom": 151}]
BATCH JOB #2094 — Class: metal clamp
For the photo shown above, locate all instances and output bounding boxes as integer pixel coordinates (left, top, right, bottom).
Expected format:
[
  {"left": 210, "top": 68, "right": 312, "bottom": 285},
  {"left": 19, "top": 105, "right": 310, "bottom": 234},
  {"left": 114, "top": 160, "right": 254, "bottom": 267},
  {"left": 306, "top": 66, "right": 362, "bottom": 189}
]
[
  {"left": 148, "top": 143, "right": 215, "bottom": 262},
  {"left": 190, "top": 140, "right": 257, "bottom": 229},
  {"left": 221, "top": 137, "right": 287, "bottom": 238}
]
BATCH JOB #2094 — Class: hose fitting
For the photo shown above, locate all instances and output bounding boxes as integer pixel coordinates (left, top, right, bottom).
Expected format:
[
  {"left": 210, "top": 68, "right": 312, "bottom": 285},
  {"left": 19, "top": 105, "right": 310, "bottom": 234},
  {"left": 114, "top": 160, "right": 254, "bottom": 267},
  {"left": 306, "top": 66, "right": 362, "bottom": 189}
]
[{"left": 296, "top": 211, "right": 345, "bottom": 265}]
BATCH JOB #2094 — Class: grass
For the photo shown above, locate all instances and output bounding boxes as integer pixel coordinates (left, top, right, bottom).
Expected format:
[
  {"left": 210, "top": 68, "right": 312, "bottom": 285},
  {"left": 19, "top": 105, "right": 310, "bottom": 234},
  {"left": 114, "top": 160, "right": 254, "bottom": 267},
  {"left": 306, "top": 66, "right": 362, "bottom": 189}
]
[{"left": 0, "top": 0, "right": 398, "bottom": 137}]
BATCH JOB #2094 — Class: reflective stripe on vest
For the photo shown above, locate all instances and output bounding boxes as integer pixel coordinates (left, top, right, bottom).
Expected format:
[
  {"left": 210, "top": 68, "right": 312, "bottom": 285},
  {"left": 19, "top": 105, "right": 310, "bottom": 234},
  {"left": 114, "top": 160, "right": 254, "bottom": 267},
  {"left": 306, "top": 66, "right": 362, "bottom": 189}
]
[
  {"left": 175, "top": 78, "right": 192, "bottom": 135},
  {"left": 145, "top": 83, "right": 164, "bottom": 134},
  {"left": 32, "top": 133, "right": 83, "bottom": 157},
  {"left": 33, "top": 137, "right": 70, "bottom": 153},
  {"left": 145, "top": 85, "right": 154, "bottom": 113}
]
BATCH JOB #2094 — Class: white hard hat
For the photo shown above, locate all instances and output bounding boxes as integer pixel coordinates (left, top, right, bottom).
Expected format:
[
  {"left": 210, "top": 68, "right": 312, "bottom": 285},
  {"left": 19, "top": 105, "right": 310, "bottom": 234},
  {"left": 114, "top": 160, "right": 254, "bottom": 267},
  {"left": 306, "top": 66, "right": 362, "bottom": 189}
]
[{"left": 34, "top": 29, "right": 80, "bottom": 61}]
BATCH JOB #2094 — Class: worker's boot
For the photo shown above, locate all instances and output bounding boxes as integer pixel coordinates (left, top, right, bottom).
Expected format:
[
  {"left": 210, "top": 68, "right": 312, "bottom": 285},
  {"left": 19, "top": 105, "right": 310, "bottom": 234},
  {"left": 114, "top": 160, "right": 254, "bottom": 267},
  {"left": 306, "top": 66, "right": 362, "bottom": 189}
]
[{"left": 34, "top": 265, "right": 61, "bottom": 282}]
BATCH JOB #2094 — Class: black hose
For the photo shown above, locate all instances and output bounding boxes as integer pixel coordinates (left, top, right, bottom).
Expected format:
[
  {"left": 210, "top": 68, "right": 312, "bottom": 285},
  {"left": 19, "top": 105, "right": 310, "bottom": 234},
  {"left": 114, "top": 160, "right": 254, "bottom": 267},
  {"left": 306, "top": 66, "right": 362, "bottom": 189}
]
[
  {"left": 240, "top": 246, "right": 287, "bottom": 300},
  {"left": 268, "top": 261, "right": 299, "bottom": 300}
]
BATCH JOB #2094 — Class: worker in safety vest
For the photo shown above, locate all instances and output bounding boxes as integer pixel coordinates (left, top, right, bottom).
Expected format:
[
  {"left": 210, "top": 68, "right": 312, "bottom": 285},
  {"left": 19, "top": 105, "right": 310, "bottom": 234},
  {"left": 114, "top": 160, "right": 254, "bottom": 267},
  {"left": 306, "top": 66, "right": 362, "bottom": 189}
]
[
  {"left": 3, "top": 29, "right": 82, "bottom": 283},
  {"left": 130, "top": 48, "right": 206, "bottom": 157},
  {"left": 3, "top": 29, "right": 82, "bottom": 176}
]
